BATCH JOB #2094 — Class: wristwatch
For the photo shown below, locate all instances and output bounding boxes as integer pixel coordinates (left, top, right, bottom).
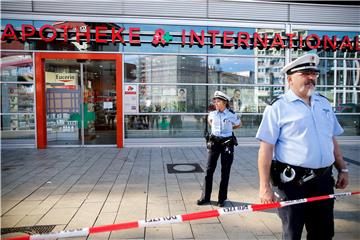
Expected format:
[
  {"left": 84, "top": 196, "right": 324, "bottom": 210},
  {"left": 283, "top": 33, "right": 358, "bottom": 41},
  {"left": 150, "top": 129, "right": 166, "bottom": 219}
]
[{"left": 339, "top": 168, "right": 349, "bottom": 173}]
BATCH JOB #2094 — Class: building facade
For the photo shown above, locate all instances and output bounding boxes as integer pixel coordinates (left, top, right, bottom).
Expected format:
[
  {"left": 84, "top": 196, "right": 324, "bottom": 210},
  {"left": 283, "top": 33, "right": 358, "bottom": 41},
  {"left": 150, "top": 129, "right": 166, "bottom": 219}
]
[{"left": 1, "top": 0, "right": 359, "bottom": 148}]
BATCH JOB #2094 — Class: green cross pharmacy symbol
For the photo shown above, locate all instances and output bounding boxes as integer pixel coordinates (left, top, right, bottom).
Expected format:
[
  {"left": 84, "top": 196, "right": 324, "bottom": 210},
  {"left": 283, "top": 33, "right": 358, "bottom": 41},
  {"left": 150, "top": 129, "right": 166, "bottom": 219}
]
[{"left": 163, "top": 32, "right": 173, "bottom": 43}]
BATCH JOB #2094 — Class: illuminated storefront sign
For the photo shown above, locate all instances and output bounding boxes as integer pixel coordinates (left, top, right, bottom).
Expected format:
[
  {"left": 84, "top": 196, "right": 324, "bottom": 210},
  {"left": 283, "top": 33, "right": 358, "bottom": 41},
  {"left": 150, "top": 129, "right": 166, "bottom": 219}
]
[{"left": 1, "top": 23, "right": 359, "bottom": 51}]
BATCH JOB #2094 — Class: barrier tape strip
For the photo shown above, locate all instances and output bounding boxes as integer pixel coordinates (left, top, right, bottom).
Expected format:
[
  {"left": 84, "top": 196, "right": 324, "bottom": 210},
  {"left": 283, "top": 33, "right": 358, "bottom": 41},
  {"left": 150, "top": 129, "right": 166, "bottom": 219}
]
[{"left": 5, "top": 191, "right": 359, "bottom": 240}]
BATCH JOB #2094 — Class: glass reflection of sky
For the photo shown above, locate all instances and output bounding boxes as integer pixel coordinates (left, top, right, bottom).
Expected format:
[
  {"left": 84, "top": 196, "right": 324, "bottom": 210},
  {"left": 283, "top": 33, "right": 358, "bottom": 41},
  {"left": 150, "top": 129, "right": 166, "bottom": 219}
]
[
  {"left": 33, "top": 20, "right": 59, "bottom": 28},
  {"left": 1, "top": 19, "right": 32, "bottom": 28},
  {"left": 208, "top": 57, "right": 255, "bottom": 72}
]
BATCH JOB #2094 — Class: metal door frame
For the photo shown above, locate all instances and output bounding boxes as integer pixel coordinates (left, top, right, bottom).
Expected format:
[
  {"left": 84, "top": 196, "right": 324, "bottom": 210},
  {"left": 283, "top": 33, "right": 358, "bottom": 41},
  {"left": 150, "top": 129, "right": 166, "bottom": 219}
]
[{"left": 35, "top": 52, "right": 123, "bottom": 148}]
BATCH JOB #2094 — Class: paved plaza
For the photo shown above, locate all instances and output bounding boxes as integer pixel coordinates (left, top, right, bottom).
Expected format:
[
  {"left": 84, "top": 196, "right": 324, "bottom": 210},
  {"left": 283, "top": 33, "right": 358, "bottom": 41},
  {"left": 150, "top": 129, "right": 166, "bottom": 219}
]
[{"left": 1, "top": 142, "right": 359, "bottom": 239}]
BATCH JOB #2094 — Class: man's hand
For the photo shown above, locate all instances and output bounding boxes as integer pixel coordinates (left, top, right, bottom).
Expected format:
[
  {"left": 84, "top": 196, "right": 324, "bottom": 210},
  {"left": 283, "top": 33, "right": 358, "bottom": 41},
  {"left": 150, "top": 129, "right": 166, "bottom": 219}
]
[
  {"left": 333, "top": 138, "right": 348, "bottom": 189},
  {"left": 336, "top": 172, "right": 349, "bottom": 189},
  {"left": 260, "top": 185, "right": 276, "bottom": 203}
]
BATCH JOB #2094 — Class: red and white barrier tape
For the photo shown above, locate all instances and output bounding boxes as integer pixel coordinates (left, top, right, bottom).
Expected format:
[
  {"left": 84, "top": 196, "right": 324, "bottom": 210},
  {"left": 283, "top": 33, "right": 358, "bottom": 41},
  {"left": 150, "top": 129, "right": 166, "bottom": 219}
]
[{"left": 5, "top": 191, "right": 359, "bottom": 240}]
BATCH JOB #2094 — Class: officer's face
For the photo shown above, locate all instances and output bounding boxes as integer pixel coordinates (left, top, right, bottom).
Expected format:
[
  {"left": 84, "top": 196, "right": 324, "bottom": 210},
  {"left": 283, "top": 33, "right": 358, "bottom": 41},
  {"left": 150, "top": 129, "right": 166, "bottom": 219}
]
[
  {"left": 288, "top": 71, "right": 319, "bottom": 98},
  {"left": 214, "top": 98, "right": 227, "bottom": 111}
]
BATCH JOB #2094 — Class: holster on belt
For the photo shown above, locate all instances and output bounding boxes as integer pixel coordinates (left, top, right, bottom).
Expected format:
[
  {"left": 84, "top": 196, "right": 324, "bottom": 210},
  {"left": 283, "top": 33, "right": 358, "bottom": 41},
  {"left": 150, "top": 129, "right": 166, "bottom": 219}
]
[
  {"left": 270, "top": 160, "right": 282, "bottom": 187},
  {"left": 270, "top": 160, "right": 332, "bottom": 188},
  {"left": 206, "top": 134, "right": 235, "bottom": 150}
]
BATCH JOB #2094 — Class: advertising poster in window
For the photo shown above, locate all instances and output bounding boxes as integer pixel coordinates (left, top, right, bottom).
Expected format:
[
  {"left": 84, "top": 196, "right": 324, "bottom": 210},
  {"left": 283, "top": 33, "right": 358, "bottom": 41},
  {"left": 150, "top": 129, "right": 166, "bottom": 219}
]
[
  {"left": 177, "top": 88, "right": 187, "bottom": 112},
  {"left": 124, "top": 84, "right": 138, "bottom": 113},
  {"left": 45, "top": 72, "right": 78, "bottom": 89}
]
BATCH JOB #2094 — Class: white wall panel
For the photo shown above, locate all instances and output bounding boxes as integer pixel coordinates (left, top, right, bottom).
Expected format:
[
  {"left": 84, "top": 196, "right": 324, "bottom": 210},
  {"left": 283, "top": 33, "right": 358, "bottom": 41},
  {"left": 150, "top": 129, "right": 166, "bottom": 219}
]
[
  {"left": 290, "top": 4, "right": 360, "bottom": 25},
  {"left": 1, "top": 0, "right": 32, "bottom": 12},
  {"left": 33, "top": 0, "right": 124, "bottom": 15},
  {"left": 123, "top": 0, "right": 207, "bottom": 18},
  {"left": 31, "top": 0, "right": 207, "bottom": 18},
  {"left": 208, "top": 0, "right": 289, "bottom": 22}
]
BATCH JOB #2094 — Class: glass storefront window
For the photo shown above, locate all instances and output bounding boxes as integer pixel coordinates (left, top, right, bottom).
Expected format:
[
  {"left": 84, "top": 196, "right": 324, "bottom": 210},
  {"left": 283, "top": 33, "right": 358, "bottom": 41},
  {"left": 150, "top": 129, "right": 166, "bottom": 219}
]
[
  {"left": 138, "top": 85, "right": 207, "bottom": 113},
  {"left": 336, "top": 115, "right": 360, "bottom": 136},
  {"left": 208, "top": 57, "right": 285, "bottom": 85},
  {"left": 1, "top": 51, "right": 35, "bottom": 145},
  {"left": 1, "top": 83, "right": 34, "bottom": 113},
  {"left": 1, "top": 114, "right": 35, "bottom": 131},
  {"left": 124, "top": 113, "right": 274, "bottom": 138},
  {"left": 124, "top": 55, "right": 207, "bottom": 83},
  {"left": 1, "top": 114, "right": 35, "bottom": 144},
  {"left": 208, "top": 86, "right": 285, "bottom": 114},
  {"left": 208, "top": 57, "right": 255, "bottom": 84},
  {"left": 1, "top": 52, "right": 33, "bottom": 82},
  {"left": 125, "top": 114, "right": 207, "bottom": 138},
  {"left": 1, "top": 19, "right": 359, "bottom": 142}
]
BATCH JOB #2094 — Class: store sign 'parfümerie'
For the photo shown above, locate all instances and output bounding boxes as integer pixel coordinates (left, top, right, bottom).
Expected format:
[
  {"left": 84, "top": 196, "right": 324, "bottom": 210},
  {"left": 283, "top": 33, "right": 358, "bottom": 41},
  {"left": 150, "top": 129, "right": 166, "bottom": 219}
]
[{"left": 1, "top": 24, "right": 359, "bottom": 51}]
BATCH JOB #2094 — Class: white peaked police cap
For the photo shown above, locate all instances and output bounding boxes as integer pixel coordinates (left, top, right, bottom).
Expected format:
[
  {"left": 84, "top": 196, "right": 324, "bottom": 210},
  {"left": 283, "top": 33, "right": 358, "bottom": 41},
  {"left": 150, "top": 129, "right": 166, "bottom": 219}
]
[
  {"left": 281, "top": 54, "right": 320, "bottom": 75},
  {"left": 213, "top": 91, "right": 230, "bottom": 102}
]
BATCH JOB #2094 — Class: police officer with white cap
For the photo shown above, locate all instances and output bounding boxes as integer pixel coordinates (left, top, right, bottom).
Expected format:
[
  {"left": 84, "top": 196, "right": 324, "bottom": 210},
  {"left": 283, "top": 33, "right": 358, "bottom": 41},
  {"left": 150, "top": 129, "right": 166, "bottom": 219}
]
[
  {"left": 256, "top": 54, "right": 349, "bottom": 240},
  {"left": 197, "top": 90, "right": 241, "bottom": 207}
]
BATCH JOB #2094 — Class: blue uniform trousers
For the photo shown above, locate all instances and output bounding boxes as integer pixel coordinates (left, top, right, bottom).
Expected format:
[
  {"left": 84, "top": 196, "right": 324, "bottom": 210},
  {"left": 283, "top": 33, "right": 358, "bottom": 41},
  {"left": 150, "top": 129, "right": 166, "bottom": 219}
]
[
  {"left": 201, "top": 142, "right": 234, "bottom": 203},
  {"left": 276, "top": 168, "right": 335, "bottom": 240}
]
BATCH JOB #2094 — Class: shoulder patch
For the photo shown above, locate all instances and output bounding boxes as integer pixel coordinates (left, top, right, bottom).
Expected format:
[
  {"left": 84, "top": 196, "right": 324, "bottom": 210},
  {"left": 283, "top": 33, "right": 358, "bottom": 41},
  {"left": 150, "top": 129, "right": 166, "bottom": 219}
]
[
  {"left": 228, "top": 108, "right": 235, "bottom": 114},
  {"left": 269, "top": 96, "right": 281, "bottom": 105},
  {"left": 318, "top": 93, "right": 330, "bottom": 101}
]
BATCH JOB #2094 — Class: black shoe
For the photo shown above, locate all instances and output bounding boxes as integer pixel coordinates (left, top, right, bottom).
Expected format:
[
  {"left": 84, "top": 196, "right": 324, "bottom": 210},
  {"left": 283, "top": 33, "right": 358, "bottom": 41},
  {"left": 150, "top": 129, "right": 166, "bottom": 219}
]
[
  {"left": 217, "top": 201, "right": 225, "bottom": 207},
  {"left": 197, "top": 199, "right": 210, "bottom": 205}
]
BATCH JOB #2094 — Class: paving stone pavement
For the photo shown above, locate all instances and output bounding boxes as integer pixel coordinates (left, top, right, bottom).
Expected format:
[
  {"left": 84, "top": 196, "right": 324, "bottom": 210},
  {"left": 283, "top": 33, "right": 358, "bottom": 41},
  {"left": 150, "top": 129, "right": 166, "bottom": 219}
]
[{"left": 1, "top": 143, "right": 359, "bottom": 240}]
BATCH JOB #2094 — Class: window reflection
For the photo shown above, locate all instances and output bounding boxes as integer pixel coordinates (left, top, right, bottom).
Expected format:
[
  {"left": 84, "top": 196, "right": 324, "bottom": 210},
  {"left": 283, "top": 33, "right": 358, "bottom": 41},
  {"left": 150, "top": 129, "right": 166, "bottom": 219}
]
[
  {"left": 125, "top": 115, "right": 207, "bottom": 138},
  {"left": 124, "top": 55, "right": 207, "bottom": 83},
  {"left": 208, "top": 57, "right": 255, "bottom": 84},
  {"left": 0, "top": 51, "right": 36, "bottom": 144},
  {"left": 208, "top": 86, "right": 285, "bottom": 114},
  {"left": 138, "top": 85, "right": 207, "bottom": 113},
  {"left": 208, "top": 57, "right": 285, "bottom": 85},
  {"left": 1, "top": 53, "right": 33, "bottom": 82},
  {"left": 1, "top": 83, "right": 34, "bottom": 113}
]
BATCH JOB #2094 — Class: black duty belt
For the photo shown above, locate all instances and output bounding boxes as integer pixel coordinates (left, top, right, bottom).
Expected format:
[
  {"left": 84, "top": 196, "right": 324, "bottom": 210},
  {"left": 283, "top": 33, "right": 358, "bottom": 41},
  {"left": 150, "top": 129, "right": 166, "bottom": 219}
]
[
  {"left": 272, "top": 160, "right": 332, "bottom": 186},
  {"left": 209, "top": 135, "right": 232, "bottom": 144}
]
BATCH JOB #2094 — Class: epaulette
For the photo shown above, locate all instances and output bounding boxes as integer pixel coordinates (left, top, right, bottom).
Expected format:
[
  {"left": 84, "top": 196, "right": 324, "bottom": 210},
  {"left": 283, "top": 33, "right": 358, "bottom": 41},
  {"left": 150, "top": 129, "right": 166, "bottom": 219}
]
[
  {"left": 269, "top": 96, "right": 281, "bottom": 105},
  {"left": 317, "top": 93, "right": 330, "bottom": 101},
  {"left": 228, "top": 108, "right": 235, "bottom": 114}
]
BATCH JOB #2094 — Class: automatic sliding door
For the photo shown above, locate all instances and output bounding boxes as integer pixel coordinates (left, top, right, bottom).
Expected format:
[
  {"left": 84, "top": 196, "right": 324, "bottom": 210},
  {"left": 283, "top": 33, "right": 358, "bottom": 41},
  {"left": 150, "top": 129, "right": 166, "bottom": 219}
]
[
  {"left": 37, "top": 52, "right": 121, "bottom": 148},
  {"left": 45, "top": 59, "right": 116, "bottom": 146},
  {"left": 83, "top": 60, "right": 116, "bottom": 145},
  {"left": 45, "top": 59, "right": 82, "bottom": 146}
]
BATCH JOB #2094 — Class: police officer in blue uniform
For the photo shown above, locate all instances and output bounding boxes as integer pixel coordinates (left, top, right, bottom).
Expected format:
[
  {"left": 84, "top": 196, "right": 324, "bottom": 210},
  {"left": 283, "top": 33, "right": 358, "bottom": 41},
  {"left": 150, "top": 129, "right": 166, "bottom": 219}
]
[
  {"left": 256, "top": 54, "right": 349, "bottom": 240},
  {"left": 197, "top": 91, "right": 241, "bottom": 207}
]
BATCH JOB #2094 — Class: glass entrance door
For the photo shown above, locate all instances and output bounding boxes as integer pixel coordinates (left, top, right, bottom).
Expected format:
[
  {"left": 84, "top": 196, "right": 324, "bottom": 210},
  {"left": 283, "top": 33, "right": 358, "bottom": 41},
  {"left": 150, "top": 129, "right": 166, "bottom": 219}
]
[{"left": 45, "top": 59, "right": 116, "bottom": 146}]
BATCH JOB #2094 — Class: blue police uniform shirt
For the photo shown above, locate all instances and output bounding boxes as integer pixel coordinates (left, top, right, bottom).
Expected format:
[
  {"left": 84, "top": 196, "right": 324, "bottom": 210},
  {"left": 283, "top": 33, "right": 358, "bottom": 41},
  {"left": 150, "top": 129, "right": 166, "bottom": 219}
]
[
  {"left": 256, "top": 89, "right": 343, "bottom": 169},
  {"left": 209, "top": 108, "right": 241, "bottom": 137}
]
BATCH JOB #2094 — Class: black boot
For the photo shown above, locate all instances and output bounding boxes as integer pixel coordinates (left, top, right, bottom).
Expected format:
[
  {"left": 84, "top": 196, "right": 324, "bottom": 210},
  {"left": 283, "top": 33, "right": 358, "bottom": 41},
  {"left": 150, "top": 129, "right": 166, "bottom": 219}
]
[
  {"left": 217, "top": 201, "right": 225, "bottom": 207},
  {"left": 197, "top": 199, "right": 210, "bottom": 205}
]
